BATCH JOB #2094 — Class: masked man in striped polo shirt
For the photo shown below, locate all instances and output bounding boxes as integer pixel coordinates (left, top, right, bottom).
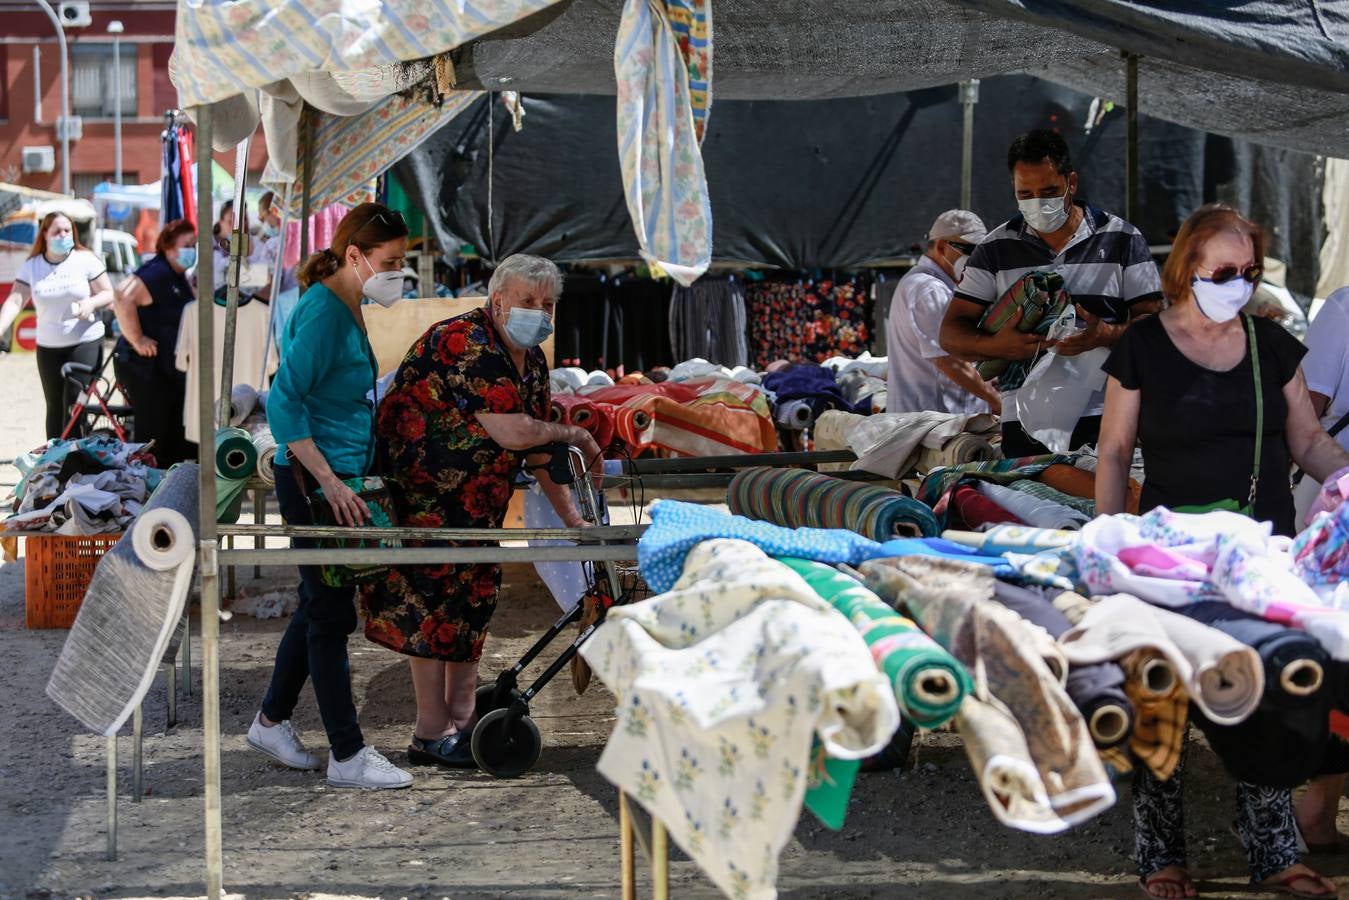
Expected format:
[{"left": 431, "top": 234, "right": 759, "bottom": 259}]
[{"left": 939, "top": 129, "right": 1163, "bottom": 456}]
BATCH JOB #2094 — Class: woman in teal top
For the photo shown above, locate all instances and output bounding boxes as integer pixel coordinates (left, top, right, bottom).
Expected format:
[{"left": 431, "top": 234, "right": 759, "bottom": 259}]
[{"left": 247, "top": 203, "right": 416, "bottom": 791}]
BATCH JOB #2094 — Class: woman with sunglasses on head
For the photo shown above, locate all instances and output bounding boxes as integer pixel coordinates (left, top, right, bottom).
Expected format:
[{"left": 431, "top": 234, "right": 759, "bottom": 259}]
[
  {"left": 247, "top": 202, "right": 416, "bottom": 790},
  {"left": 0, "top": 211, "right": 115, "bottom": 439},
  {"left": 1097, "top": 204, "right": 1349, "bottom": 898}
]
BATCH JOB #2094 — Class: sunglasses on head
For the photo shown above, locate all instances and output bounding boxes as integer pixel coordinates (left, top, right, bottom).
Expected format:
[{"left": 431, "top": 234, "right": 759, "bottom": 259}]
[
  {"left": 353, "top": 210, "right": 409, "bottom": 236},
  {"left": 947, "top": 240, "right": 976, "bottom": 255},
  {"left": 1197, "top": 263, "right": 1262, "bottom": 285}
]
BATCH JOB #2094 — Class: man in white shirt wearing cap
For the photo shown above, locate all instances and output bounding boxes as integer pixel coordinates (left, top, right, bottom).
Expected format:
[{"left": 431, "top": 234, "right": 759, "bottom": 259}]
[{"left": 886, "top": 209, "right": 1001, "bottom": 415}]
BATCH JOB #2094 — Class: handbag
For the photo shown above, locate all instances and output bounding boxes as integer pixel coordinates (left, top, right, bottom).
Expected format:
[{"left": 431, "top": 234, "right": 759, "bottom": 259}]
[
  {"left": 290, "top": 461, "right": 402, "bottom": 588},
  {"left": 1175, "top": 315, "right": 1262, "bottom": 517}
]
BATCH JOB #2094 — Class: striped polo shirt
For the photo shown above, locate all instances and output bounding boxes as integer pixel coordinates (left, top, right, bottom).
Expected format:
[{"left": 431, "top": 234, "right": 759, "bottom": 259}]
[{"left": 954, "top": 204, "right": 1162, "bottom": 421}]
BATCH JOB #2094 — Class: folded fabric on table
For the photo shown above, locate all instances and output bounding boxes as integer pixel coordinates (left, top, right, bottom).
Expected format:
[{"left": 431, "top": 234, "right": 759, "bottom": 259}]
[
  {"left": 727, "top": 467, "right": 941, "bottom": 540},
  {"left": 580, "top": 539, "right": 897, "bottom": 900},
  {"left": 1058, "top": 593, "right": 1262, "bottom": 726},
  {"left": 874, "top": 536, "right": 1016, "bottom": 576},
  {"left": 977, "top": 481, "right": 1090, "bottom": 530},
  {"left": 1006, "top": 479, "right": 1096, "bottom": 518},
  {"left": 950, "top": 483, "right": 1023, "bottom": 530},
  {"left": 638, "top": 500, "right": 885, "bottom": 594},
  {"left": 761, "top": 364, "right": 860, "bottom": 413},
  {"left": 782, "top": 559, "right": 972, "bottom": 729},
  {"left": 990, "top": 582, "right": 1133, "bottom": 751},
  {"left": 1075, "top": 509, "right": 1349, "bottom": 660},
  {"left": 859, "top": 555, "right": 1114, "bottom": 832},
  {"left": 585, "top": 378, "right": 776, "bottom": 456},
  {"left": 834, "top": 411, "right": 1000, "bottom": 480},
  {"left": 975, "top": 270, "right": 1072, "bottom": 391}
]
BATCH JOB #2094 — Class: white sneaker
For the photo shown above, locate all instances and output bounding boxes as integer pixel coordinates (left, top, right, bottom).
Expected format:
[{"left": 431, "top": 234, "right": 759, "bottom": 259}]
[
  {"left": 327, "top": 746, "right": 414, "bottom": 790},
  {"left": 246, "top": 712, "right": 323, "bottom": 771}
]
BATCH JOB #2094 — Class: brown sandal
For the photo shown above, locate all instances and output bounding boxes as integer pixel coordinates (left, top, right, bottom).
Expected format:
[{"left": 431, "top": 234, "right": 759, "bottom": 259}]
[
  {"left": 1139, "top": 873, "right": 1198, "bottom": 898},
  {"left": 1262, "top": 872, "right": 1338, "bottom": 899}
]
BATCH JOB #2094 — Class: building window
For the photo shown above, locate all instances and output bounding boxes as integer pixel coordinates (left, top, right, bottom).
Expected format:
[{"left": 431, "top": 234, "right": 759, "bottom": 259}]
[
  {"left": 71, "top": 44, "right": 137, "bottom": 119},
  {"left": 73, "top": 172, "right": 119, "bottom": 198}
]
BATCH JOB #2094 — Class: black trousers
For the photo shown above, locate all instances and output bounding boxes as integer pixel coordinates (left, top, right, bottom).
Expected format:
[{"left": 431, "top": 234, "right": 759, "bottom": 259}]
[
  {"left": 1001, "top": 415, "right": 1103, "bottom": 458},
  {"left": 35, "top": 341, "right": 102, "bottom": 440},
  {"left": 114, "top": 356, "right": 195, "bottom": 465}
]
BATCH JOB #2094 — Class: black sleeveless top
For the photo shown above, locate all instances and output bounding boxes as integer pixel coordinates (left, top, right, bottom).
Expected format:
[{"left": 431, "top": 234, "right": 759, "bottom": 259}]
[{"left": 114, "top": 254, "right": 193, "bottom": 376}]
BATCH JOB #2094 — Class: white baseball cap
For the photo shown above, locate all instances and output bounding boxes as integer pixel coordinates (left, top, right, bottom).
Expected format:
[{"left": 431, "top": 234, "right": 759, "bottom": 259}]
[{"left": 926, "top": 209, "right": 987, "bottom": 244}]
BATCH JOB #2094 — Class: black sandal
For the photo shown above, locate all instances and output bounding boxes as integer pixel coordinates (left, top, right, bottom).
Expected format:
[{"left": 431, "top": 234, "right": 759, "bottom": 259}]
[{"left": 408, "top": 727, "right": 477, "bottom": 769}]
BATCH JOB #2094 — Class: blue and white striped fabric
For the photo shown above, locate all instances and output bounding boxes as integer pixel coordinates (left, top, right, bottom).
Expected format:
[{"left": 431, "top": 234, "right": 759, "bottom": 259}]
[
  {"left": 638, "top": 500, "right": 884, "bottom": 594},
  {"left": 614, "top": 0, "right": 713, "bottom": 287}
]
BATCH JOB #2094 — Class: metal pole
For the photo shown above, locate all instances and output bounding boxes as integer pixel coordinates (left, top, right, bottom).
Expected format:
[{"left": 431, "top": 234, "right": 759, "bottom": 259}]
[
  {"left": 299, "top": 106, "right": 313, "bottom": 263},
  {"left": 193, "top": 104, "right": 225, "bottom": 900},
  {"left": 132, "top": 703, "right": 142, "bottom": 803},
  {"left": 33, "top": 1, "right": 71, "bottom": 194},
  {"left": 1124, "top": 51, "right": 1139, "bottom": 224},
  {"left": 109, "top": 21, "right": 124, "bottom": 184},
  {"left": 217, "top": 137, "right": 250, "bottom": 429},
  {"left": 959, "top": 79, "right": 980, "bottom": 210},
  {"left": 105, "top": 735, "right": 117, "bottom": 861}
]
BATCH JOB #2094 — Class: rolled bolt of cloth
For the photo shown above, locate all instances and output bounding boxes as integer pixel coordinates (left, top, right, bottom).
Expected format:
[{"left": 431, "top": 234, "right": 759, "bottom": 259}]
[
  {"left": 1058, "top": 593, "right": 1263, "bottom": 727},
  {"left": 942, "top": 523, "right": 1078, "bottom": 557},
  {"left": 46, "top": 463, "right": 200, "bottom": 734},
  {"left": 550, "top": 394, "right": 617, "bottom": 450},
  {"left": 774, "top": 398, "right": 816, "bottom": 431},
  {"left": 1051, "top": 591, "right": 1187, "bottom": 779},
  {"left": 976, "top": 481, "right": 1089, "bottom": 530},
  {"left": 214, "top": 426, "right": 258, "bottom": 524},
  {"left": 974, "top": 270, "right": 1071, "bottom": 390},
  {"left": 918, "top": 453, "right": 1073, "bottom": 516},
  {"left": 950, "top": 483, "right": 1024, "bottom": 530},
  {"left": 1037, "top": 463, "right": 1143, "bottom": 515},
  {"left": 782, "top": 558, "right": 972, "bottom": 728},
  {"left": 989, "top": 582, "right": 1133, "bottom": 750},
  {"left": 914, "top": 433, "right": 999, "bottom": 474},
  {"left": 858, "top": 555, "right": 1115, "bottom": 831},
  {"left": 727, "top": 467, "right": 941, "bottom": 540},
  {"left": 241, "top": 414, "right": 277, "bottom": 486},
  {"left": 228, "top": 383, "right": 258, "bottom": 427},
  {"left": 1173, "top": 600, "right": 1349, "bottom": 788},
  {"left": 953, "top": 693, "right": 1067, "bottom": 834}
]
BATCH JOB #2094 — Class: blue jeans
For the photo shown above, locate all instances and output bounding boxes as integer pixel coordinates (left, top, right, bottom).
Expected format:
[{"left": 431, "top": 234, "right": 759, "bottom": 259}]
[{"left": 260, "top": 466, "right": 365, "bottom": 761}]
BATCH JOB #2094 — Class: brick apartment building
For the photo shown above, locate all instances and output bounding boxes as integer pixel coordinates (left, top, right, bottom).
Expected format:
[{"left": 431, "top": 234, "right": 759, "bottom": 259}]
[{"left": 0, "top": 1, "right": 265, "bottom": 199}]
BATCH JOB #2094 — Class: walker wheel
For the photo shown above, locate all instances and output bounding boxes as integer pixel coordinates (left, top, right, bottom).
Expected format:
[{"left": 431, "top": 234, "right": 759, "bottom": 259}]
[
  {"left": 474, "top": 683, "right": 522, "bottom": 717},
  {"left": 471, "top": 707, "right": 543, "bottom": 778}
]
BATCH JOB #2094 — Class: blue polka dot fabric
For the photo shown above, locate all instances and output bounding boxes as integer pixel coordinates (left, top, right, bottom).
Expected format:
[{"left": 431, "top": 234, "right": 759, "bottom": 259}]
[{"left": 638, "top": 500, "right": 885, "bottom": 594}]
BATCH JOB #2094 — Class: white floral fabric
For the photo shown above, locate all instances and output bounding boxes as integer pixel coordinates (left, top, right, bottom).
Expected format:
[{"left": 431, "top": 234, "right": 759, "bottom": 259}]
[
  {"left": 614, "top": 0, "right": 714, "bottom": 286},
  {"left": 581, "top": 539, "right": 896, "bottom": 900}
]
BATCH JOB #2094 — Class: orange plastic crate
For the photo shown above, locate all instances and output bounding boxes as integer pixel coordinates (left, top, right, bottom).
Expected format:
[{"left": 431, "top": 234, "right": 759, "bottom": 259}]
[{"left": 24, "top": 532, "right": 123, "bottom": 629}]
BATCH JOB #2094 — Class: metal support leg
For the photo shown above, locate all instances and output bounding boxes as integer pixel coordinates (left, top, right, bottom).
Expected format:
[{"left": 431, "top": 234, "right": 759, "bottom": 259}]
[
  {"left": 226, "top": 534, "right": 236, "bottom": 601},
  {"left": 619, "top": 791, "right": 636, "bottom": 900},
  {"left": 181, "top": 614, "right": 192, "bottom": 700},
  {"left": 165, "top": 658, "right": 178, "bottom": 728},
  {"left": 252, "top": 488, "right": 264, "bottom": 580},
  {"left": 106, "top": 735, "right": 117, "bottom": 861},
  {"left": 132, "top": 704, "right": 143, "bottom": 803}
]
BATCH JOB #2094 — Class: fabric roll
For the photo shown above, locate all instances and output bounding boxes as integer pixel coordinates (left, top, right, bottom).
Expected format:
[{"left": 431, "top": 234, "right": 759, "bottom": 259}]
[
  {"left": 914, "top": 432, "right": 999, "bottom": 474},
  {"left": 774, "top": 399, "right": 815, "bottom": 431},
  {"left": 727, "top": 467, "right": 941, "bottom": 541},
  {"left": 585, "top": 370, "right": 615, "bottom": 387},
  {"left": 950, "top": 484, "right": 1023, "bottom": 530},
  {"left": 860, "top": 555, "right": 1114, "bottom": 831},
  {"left": 1038, "top": 463, "right": 1097, "bottom": 500},
  {"left": 638, "top": 500, "right": 886, "bottom": 595},
  {"left": 974, "top": 270, "right": 1072, "bottom": 390},
  {"left": 1181, "top": 602, "right": 1327, "bottom": 705},
  {"left": 989, "top": 582, "right": 1133, "bottom": 750},
  {"left": 1005, "top": 479, "right": 1096, "bottom": 518},
  {"left": 552, "top": 394, "right": 617, "bottom": 449},
  {"left": 918, "top": 453, "right": 1073, "bottom": 519},
  {"left": 242, "top": 415, "right": 277, "bottom": 486},
  {"left": 580, "top": 539, "right": 897, "bottom": 900},
  {"left": 954, "top": 694, "right": 1066, "bottom": 834},
  {"left": 228, "top": 383, "right": 258, "bottom": 426},
  {"left": 782, "top": 559, "right": 972, "bottom": 729},
  {"left": 214, "top": 426, "right": 258, "bottom": 479},
  {"left": 813, "top": 410, "right": 867, "bottom": 453},
  {"left": 976, "top": 481, "right": 1089, "bottom": 530},
  {"left": 1058, "top": 593, "right": 1263, "bottom": 726},
  {"left": 944, "top": 523, "right": 1079, "bottom": 557},
  {"left": 47, "top": 464, "right": 200, "bottom": 735}
]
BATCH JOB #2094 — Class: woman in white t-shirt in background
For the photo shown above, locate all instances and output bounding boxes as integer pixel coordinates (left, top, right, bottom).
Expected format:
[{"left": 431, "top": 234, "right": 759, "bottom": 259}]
[{"left": 0, "top": 212, "right": 115, "bottom": 438}]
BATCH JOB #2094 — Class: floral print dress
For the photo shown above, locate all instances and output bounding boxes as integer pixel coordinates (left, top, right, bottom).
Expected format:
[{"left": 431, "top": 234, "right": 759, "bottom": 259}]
[{"left": 360, "top": 307, "right": 548, "bottom": 662}]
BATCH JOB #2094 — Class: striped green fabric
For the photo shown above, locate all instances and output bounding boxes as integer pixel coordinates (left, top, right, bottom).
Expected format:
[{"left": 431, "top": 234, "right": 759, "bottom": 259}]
[
  {"left": 727, "top": 467, "right": 940, "bottom": 539},
  {"left": 1006, "top": 479, "right": 1096, "bottom": 517}
]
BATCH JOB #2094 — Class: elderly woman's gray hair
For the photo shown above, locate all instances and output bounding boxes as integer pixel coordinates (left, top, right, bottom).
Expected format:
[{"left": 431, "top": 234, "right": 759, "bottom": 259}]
[{"left": 487, "top": 253, "right": 563, "bottom": 302}]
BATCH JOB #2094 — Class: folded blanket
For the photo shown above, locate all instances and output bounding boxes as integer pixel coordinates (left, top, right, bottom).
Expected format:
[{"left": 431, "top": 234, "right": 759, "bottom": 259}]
[
  {"left": 581, "top": 539, "right": 896, "bottom": 900},
  {"left": 860, "top": 556, "right": 1114, "bottom": 832},
  {"left": 727, "top": 467, "right": 940, "bottom": 540}
]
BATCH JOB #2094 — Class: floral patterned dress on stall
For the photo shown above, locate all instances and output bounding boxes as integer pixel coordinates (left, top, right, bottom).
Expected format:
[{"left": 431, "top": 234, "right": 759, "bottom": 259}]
[{"left": 360, "top": 307, "right": 549, "bottom": 662}]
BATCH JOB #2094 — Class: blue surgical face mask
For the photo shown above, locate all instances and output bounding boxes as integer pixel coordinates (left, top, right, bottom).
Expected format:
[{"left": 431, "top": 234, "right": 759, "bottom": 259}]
[
  {"left": 502, "top": 306, "right": 554, "bottom": 349},
  {"left": 176, "top": 247, "right": 197, "bottom": 270},
  {"left": 50, "top": 235, "right": 75, "bottom": 256}
]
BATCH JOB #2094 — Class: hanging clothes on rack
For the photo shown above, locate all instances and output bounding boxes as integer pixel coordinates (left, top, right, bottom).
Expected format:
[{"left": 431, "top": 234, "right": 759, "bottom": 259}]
[{"left": 669, "top": 277, "right": 749, "bottom": 367}]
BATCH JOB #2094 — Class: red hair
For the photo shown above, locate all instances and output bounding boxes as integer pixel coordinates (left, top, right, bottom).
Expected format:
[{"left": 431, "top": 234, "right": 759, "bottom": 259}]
[
  {"left": 1162, "top": 204, "right": 1265, "bottom": 305},
  {"left": 155, "top": 219, "right": 196, "bottom": 255}
]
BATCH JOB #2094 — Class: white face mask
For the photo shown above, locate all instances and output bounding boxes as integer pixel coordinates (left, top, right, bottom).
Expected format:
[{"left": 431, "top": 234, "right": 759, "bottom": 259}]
[
  {"left": 358, "top": 254, "right": 403, "bottom": 308},
  {"left": 1017, "top": 188, "right": 1071, "bottom": 234},
  {"left": 1191, "top": 275, "right": 1255, "bottom": 323}
]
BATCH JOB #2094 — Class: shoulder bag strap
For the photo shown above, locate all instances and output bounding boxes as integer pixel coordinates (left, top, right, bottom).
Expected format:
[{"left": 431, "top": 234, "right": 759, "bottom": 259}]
[{"left": 1246, "top": 314, "right": 1262, "bottom": 509}]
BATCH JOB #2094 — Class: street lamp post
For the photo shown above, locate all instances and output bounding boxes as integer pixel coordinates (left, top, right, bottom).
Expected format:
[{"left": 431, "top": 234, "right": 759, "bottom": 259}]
[
  {"left": 33, "top": 0, "right": 71, "bottom": 194},
  {"left": 108, "top": 20, "right": 124, "bottom": 185}
]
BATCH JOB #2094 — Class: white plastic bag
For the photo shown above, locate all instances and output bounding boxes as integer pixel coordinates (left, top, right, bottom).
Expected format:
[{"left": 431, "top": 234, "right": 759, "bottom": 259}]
[{"left": 1014, "top": 344, "right": 1111, "bottom": 453}]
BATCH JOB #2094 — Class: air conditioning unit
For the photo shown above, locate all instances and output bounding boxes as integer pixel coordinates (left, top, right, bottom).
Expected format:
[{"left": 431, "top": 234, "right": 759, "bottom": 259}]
[
  {"left": 58, "top": 1, "right": 92, "bottom": 27},
  {"left": 55, "top": 116, "right": 83, "bottom": 141},
  {"left": 21, "top": 146, "right": 56, "bottom": 174}
]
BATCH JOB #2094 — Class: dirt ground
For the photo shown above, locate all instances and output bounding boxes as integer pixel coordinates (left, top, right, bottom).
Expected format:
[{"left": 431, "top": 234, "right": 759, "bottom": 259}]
[{"left": 3, "top": 350, "right": 1349, "bottom": 900}]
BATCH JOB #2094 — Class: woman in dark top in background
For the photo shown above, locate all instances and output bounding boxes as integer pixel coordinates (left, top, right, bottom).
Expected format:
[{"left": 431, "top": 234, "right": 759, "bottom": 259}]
[
  {"left": 112, "top": 219, "right": 198, "bottom": 464},
  {"left": 1097, "top": 205, "right": 1349, "bottom": 898}
]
